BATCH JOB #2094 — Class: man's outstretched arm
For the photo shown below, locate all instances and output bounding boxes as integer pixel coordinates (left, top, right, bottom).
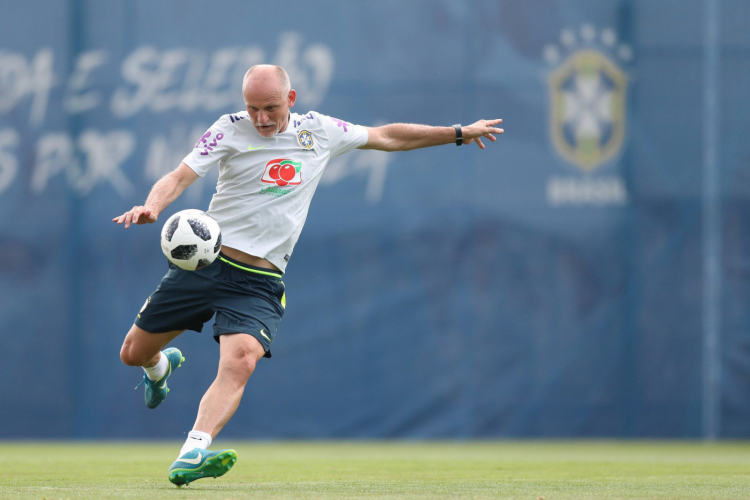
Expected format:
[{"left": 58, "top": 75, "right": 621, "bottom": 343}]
[
  {"left": 360, "top": 119, "right": 503, "bottom": 152},
  {"left": 113, "top": 163, "right": 199, "bottom": 228}
]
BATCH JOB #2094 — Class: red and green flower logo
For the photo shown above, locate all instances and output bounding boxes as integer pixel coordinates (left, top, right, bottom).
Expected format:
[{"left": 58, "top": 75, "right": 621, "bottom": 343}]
[{"left": 261, "top": 159, "right": 302, "bottom": 186}]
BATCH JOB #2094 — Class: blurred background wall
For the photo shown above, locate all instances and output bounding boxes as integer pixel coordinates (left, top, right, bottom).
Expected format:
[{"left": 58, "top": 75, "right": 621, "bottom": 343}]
[{"left": 0, "top": 0, "right": 748, "bottom": 440}]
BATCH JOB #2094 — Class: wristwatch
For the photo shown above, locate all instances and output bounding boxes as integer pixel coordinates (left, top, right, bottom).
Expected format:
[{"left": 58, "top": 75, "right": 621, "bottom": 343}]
[{"left": 453, "top": 124, "right": 463, "bottom": 146}]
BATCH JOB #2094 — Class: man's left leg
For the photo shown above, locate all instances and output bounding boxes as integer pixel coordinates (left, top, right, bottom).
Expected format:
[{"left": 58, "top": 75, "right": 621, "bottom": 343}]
[
  {"left": 168, "top": 333, "right": 265, "bottom": 486},
  {"left": 191, "top": 333, "right": 266, "bottom": 437}
]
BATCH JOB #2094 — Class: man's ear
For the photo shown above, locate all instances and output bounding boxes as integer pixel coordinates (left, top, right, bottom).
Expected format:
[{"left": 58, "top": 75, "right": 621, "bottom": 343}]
[{"left": 287, "top": 89, "right": 297, "bottom": 108}]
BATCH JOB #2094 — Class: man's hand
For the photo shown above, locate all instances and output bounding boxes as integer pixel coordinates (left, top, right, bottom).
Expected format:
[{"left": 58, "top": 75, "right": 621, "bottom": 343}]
[
  {"left": 113, "top": 163, "right": 198, "bottom": 229},
  {"left": 113, "top": 206, "right": 158, "bottom": 228},
  {"left": 461, "top": 119, "right": 504, "bottom": 149},
  {"left": 362, "top": 119, "right": 504, "bottom": 152}
]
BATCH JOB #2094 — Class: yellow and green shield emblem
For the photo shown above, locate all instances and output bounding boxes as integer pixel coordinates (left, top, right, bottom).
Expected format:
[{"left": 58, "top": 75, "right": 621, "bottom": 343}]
[{"left": 549, "top": 50, "right": 627, "bottom": 171}]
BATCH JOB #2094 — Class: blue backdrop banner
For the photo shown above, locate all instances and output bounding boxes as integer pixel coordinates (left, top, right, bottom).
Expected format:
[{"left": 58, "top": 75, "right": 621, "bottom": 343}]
[{"left": 0, "top": 0, "right": 748, "bottom": 439}]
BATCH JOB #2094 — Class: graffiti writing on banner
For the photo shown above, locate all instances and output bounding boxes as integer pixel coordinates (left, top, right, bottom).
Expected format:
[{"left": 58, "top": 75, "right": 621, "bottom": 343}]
[{"left": 0, "top": 33, "right": 336, "bottom": 197}]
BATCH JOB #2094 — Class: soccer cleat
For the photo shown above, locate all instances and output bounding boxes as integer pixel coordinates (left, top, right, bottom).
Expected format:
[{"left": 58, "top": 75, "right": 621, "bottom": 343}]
[
  {"left": 168, "top": 448, "right": 238, "bottom": 486},
  {"left": 135, "top": 347, "right": 184, "bottom": 409}
]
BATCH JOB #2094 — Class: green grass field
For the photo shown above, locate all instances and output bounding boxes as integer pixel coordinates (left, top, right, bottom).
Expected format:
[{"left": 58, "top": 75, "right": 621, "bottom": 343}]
[{"left": 0, "top": 441, "right": 748, "bottom": 499}]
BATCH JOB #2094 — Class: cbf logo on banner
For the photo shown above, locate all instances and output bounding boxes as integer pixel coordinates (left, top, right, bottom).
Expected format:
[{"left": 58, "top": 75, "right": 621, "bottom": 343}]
[
  {"left": 550, "top": 50, "right": 626, "bottom": 170},
  {"left": 543, "top": 25, "right": 632, "bottom": 206}
]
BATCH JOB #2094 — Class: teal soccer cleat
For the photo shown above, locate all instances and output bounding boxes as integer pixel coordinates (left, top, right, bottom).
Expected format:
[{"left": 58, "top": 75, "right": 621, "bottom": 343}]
[
  {"left": 136, "top": 347, "right": 184, "bottom": 409},
  {"left": 168, "top": 448, "right": 238, "bottom": 486}
]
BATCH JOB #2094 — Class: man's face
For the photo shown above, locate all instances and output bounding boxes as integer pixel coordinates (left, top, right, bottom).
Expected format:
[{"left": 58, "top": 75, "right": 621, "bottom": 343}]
[{"left": 244, "top": 80, "right": 296, "bottom": 138}]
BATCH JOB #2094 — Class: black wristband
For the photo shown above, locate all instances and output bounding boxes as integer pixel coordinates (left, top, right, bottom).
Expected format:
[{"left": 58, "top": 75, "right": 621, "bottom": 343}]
[{"left": 453, "top": 124, "right": 463, "bottom": 146}]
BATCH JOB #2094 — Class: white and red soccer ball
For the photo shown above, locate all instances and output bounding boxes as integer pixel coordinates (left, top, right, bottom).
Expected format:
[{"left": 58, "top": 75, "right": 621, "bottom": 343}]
[{"left": 160, "top": 209, "right": 222, "bottom": 270}]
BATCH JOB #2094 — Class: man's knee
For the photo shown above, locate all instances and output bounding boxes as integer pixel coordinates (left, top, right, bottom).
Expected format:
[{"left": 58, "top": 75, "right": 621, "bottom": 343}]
[
  {"left": 120, "top": 346, "right": 138, "bottom": 366},
  {"left": 228, "top": 355, "right": 257, "bottom": 378},
  {"left": 219, "top": 334, "right": 265, "bottom": 379},
  {"left": 120, "top": 325, "right": 183, "bottom": 367},
  {"left": 222, "top": 349, "right": 259, "bottom": 378},
  {"left": 120, "top": 339, "right": 147, "bottom": 367}
]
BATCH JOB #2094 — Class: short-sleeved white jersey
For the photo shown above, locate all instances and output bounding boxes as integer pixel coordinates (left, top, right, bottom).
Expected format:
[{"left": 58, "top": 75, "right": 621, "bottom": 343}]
[{"left": 181, "top": 110, "right": 368, "bottom": 272}]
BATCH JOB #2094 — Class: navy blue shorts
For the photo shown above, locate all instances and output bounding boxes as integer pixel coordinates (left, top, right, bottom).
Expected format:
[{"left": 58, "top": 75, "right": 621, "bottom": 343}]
[{"left": 135, "top": 253, "right": 285, "bottom": 358}]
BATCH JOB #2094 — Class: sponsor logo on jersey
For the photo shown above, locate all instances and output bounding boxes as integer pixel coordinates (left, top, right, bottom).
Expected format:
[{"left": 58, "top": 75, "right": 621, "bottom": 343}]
[
  {"left": 261, "top": 158, "right": 302, "bottom": 187},
  {"left": 297, "top": 130, "right": 313, "bottom": 149},
  {"left": 330, "top": 117, "right": 351, "bottom": 132},
  {"left": 260, "top": 186, "right": 293, "bottom": 197},
  {"left": 195, "top": 130, "right": 225, "bottom": 156},
  {"left": 293, "top": 112, "right": 315, "bottom": 128}
]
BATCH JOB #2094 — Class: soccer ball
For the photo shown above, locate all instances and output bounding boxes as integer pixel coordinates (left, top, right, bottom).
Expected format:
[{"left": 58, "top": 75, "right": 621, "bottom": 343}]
[{"left": 160, "top": 209, "right": 222, "bottom": 271}]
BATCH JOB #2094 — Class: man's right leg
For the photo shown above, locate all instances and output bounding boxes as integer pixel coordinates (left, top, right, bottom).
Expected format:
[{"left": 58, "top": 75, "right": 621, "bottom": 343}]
[
  {"left": 120, "top": 324, "right": 184, "bottom": 368},
  {"left": 121, "top": 324, "right": 185, "bottom": 408}
]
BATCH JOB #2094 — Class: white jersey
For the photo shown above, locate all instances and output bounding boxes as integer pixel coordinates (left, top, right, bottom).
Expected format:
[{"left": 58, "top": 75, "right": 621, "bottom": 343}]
[{"left": 182, "top": 110, "right": 368, "bottom": 272}]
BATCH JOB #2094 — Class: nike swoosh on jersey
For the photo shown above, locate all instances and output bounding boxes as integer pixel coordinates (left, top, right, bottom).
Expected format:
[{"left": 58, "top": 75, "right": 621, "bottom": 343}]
[
  {"left": 178, "top": 452, "right": 203, "bottom": 465},
  {"left": 247, "top": 145, "right": 267, "bottom": 151},
  {"left": 260, "top": 329, "right": 271, "bottom": 341}
]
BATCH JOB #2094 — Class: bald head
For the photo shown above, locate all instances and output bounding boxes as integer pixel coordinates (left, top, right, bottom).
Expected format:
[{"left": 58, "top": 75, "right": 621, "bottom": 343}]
[
  {"left": 242, "top": 65, "right": 291, "bottom": 100},
  {"left": 242, "top": 65, "right": 296, "bottom": 137}
]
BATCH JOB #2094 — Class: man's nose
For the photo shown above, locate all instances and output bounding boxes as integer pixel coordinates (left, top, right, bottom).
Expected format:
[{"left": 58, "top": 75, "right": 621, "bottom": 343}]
[{"left": 257, "top": 111, "right": 268, "bottom": 124}]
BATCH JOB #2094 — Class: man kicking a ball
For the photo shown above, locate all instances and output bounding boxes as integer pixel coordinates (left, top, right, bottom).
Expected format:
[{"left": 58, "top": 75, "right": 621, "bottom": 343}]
[{"left": 114, "top": 64, "right": 503, "bottom": 486}]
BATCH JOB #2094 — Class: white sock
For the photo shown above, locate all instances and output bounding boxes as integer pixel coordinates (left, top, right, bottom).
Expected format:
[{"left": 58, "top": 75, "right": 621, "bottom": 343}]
[
  {"left": 143, "top": 352, "right": 167, "bottom": 381},
  {"left": 178, "top": 430, "right": 212, "bottom": 458}
]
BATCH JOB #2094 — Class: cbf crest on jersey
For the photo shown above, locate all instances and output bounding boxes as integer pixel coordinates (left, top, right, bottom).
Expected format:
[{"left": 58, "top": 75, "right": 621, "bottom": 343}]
[
  {"left": 545, "top": 25, "right": 631, "bottom": 172},
  {"left": 298, "top": 130, "right": 314, "bottom": 149}
]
